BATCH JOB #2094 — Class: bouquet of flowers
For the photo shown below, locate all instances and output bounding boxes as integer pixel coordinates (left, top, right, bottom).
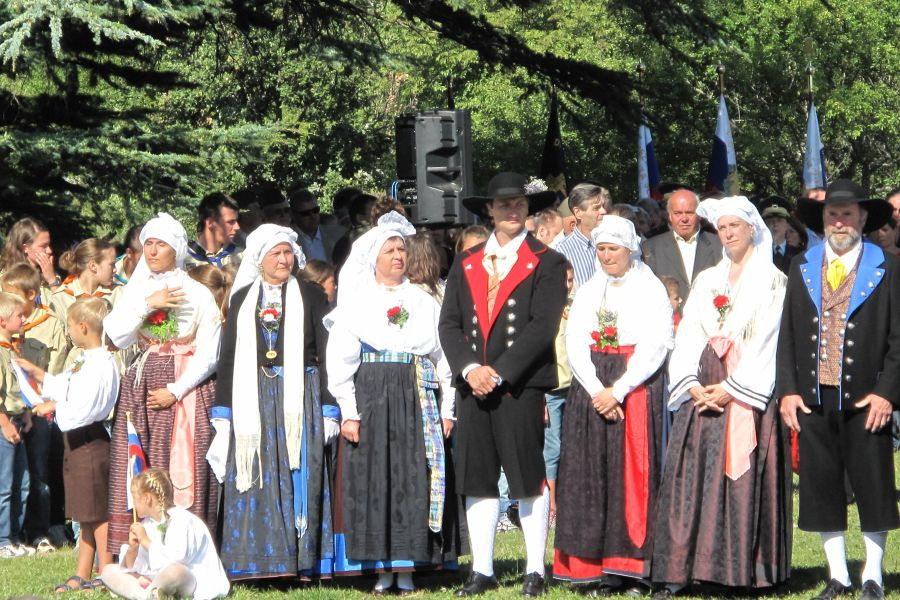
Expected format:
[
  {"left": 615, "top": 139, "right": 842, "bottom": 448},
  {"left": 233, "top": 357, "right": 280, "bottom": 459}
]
[
  {"left": 143, "top": 309, "right": 179, "bottom": 343},
  {"left": 387, "top": 306, "right": 410, "bottom": 328},
  {"left": 590, "top": 308, "right": 619, "bottom": 351}
]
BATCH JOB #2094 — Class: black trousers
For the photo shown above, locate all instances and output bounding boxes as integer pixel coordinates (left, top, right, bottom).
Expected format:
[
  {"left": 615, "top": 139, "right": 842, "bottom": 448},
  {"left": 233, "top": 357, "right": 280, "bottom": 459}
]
[
  {"left": 797, "top": 386, "right": 900, "bottom": 532},
  {"left": 454, "top": 387, "right": 546, "bottom": 499}
]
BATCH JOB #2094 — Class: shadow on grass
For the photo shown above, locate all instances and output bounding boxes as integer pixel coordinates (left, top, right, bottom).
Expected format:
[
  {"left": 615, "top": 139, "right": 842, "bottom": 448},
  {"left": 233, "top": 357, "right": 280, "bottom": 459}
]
[{"left": 231, "top": 558, "right": 532, "bottom": 595}]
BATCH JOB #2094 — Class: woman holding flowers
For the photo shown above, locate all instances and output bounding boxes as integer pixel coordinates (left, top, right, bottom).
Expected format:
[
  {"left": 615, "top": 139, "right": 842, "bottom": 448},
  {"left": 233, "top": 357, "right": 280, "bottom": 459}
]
[
  {"left": 553, "top": 216, "right": 674, "bottom": 595},
  {"left": 651, "top": 196, "right": 791, "bottom": 597},
  {"left": 211, "top": 224, "right": 339, "bottom": 580},
  {"left": 325, "top": 212, "right": 460, "bottom": 594},
  {"left": 103, "top": 213, "right": 222, "bottom": 554}
]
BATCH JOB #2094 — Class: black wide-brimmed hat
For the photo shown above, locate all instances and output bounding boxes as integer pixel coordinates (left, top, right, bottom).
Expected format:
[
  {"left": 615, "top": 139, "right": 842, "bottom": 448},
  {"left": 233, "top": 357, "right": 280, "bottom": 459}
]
[
  {"left": 796, "top": 178, "right": 892, "bottom": 234},
  {"left": 462, "top": 172, "right": 557, "bottom": 219}
]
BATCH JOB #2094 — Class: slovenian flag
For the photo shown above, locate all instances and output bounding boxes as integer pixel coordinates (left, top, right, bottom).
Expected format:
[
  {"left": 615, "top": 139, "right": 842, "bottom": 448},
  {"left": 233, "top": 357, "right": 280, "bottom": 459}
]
[
  {"left": 803, "top": 102, "right": 827, "bottom": 190},
  {"left": 706, "top": 94, "right": 737, "bottom": 193},
  {"left": 638, "top": 119, "right": 662, "bottom": 201},
  {"left": 126, "top": 419, "right": 147, "bottom": 510},
  {"left": 10, "top": 359, "right": 43, "bottom": 408}
]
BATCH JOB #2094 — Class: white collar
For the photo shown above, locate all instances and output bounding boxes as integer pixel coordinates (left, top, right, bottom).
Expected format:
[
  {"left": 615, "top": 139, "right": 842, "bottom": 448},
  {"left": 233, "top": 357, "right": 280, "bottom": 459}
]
[
  {"left": 149, "top": 270, "right": 179, "bottom": 281},
  {"left": 825, "top": 239, "right": 862, "bottom": 269},
  {"left": 484, "top": 227, "right": 527, "bottom": 257},
  {"left": 673, "top": 229, "right": 699, "bottom": 245}
]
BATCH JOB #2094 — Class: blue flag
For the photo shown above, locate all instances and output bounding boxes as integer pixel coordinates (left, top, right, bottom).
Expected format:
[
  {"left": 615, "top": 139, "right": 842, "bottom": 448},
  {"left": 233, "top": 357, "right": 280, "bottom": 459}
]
[
  {"left": 803, "top": 102, "right": 827, "bottom": 190},
  {"left": 638, "top": 120, "right": 662, "bottom": 201},
  {"left": 706, "top": 95, "right": 737, "bottom": 193}
]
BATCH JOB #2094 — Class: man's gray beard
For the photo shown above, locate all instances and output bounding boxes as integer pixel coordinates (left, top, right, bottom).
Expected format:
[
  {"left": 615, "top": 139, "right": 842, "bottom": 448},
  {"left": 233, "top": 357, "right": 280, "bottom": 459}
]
[{"left": 827, "top": 229, "right": 861, "bottom": 252}]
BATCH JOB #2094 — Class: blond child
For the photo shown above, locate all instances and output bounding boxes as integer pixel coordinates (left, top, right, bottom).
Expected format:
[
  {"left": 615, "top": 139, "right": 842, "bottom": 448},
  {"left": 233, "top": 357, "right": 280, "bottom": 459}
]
[
  {"left": 0, "top": 291, "right": 33, "bottom": 558},
  {"left": 17, "top": 297, "right": 119, "bottom": 591},
  {"left": 1, "top": 263, "right": 68, "bottom": 553},
  {"left": 100, "top": 468, "right": 229, "bottom": 600}
]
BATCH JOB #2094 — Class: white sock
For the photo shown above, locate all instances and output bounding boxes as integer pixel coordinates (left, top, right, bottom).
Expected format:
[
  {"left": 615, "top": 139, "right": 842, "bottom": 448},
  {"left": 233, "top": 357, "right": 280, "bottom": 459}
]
[
  {"left": 820, "top": 531, "right": 851, "bottom": 587},
  {"left": 396, "top": 572, "right": 414, "bottom": 591},
  {"left": 375, "top": 572, "right": 394, "bottom": 591},
  {"left": 465, "top": 496, "right": 500, "bottom": 577},
  {"left": 517, "top": 486, "right": 550, "bottom": 576},
  {"left": 861, "top": 531, "right": 887, "bottom": 587}
]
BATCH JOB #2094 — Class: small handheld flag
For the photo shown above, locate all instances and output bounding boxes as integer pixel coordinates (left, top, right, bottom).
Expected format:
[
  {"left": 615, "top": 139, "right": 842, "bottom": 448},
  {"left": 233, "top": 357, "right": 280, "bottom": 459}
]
[
  {"left": 10, "top": 359, "right": 43, "bottom": 408},
  {"left": 803, "top": 102, "right": 827, "bottom": 190},
  {"left": 125, "top": 412, "right": 146, "bottom": 518}
]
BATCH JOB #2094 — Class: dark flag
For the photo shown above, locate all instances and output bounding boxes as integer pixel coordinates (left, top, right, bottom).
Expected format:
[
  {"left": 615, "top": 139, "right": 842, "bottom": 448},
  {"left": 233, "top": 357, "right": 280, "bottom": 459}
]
[{"left": 540, "top": 91, "right": 568, "bottom": 200}]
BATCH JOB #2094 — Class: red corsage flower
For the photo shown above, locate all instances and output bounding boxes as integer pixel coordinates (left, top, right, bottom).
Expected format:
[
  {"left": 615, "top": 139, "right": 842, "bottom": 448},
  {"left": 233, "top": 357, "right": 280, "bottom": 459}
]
[
  {"left": 147, "top": 309, "right": 167, "bottom": 325},
  {"left": 713, "top": 292, "right": 731, "bottom": 324},
  {"left": 387, "top": 306, "right": 410, "bottom": 327},
  {"left": 590, "top": 331, "right": 601, "bottom": 342},
  {"left": 603, "top": 326, "right": 618, "bottom": 338}
]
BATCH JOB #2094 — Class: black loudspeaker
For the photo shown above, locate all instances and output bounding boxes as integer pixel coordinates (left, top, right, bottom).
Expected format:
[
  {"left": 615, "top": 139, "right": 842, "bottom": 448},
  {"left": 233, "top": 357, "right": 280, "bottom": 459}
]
[{"left": 394, "top": 110, "right": 475, "bottom": 226}]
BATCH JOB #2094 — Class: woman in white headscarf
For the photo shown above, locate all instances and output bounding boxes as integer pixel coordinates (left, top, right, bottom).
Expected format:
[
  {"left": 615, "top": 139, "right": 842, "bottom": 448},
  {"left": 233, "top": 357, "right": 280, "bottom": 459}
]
[
  {"left": 211, "top": 224, "right": 339, "bottom": 580},
  {"left": 651, "top": 197, "right": 791, "bottom": 596},
  {"left": 326, "top": 212, "right": 460, "bottom": 594},
  {"left": 103, "top": 213, "right": 223, "bottom": 553},
  {"left": 553, "top": 216, "right": 673, "bottom": 594}
]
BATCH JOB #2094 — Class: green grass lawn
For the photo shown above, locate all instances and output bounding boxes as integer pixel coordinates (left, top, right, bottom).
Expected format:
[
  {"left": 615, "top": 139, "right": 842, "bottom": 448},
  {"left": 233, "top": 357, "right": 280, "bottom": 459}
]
[{"left": 4, "top": 461, "right": 900, "bottom": 599}]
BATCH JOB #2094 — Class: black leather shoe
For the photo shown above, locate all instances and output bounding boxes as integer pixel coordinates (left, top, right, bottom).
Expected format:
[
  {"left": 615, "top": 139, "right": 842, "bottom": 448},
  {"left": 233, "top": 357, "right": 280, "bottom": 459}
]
[
  {"left": 573, "top": 583, "right": 610, "bottom": 597},
  {"left": 625, "top": 584, "right": 649, "bottom": 597},
  {"left": 811, "top": 579, "right": 853, "bottom": 600},
  {"left": 859, "top": 580, "right": 885, "bottom": 600},
  {"left": 650, "top": 590, "right": 674, "bottom": 600},
  {"left": 455, "top": 572, "right": 499, "bottom": 597},
  {"left": 522, "top": 572, "right": 545, "bottom": 597}
]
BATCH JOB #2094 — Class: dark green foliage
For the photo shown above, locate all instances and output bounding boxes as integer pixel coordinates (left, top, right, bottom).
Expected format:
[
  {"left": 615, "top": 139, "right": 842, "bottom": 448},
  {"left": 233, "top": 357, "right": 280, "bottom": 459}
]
[{"left": 0, "top": 1, "right": 896, "bottom": 243}]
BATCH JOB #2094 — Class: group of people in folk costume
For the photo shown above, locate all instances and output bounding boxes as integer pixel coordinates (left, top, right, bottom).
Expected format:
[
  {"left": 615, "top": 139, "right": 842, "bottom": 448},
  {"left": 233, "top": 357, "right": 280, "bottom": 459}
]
[{"left": 0, "top": 172, "right": 896, "bottom": 600}]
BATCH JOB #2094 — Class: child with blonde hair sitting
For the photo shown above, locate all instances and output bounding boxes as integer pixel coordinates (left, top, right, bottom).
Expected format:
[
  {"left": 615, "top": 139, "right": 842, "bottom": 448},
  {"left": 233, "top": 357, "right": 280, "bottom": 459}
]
[{"left": 100, "top": 468, "right": 229, "bottom": 600}]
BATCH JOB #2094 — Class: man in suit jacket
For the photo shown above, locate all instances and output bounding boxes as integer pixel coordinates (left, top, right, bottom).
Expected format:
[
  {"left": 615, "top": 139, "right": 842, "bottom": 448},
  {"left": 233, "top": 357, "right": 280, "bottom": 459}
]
[
  {"left": 289, "top": 187, "right": 347, "bottom": 264},
  {"left": 440, "top": 172, "right": 566, "bottom": 597},
  {"left": 760, "top": 196, "right": 802, "bottom": 274},
  {"left": 641, "top": 189, "right": 721, "bottom": 303},
  {"left": 777, "top": 180, "right": 900, "bottom": 600}
]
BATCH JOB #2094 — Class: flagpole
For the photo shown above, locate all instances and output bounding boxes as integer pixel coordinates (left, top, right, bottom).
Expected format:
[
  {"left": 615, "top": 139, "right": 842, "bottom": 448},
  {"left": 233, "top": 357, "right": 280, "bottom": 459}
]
[
  {"left": 804, "top": 38, "right": 815, "bottom": 113},
  {"left": 636, "top": 61, "right": 646, "bottom": 109},
  {"left": 126, "top": 411, "right": 137, "bottom": 524},
  {"left": 806, "top": 63, "right": 815, "bottom": 110}
]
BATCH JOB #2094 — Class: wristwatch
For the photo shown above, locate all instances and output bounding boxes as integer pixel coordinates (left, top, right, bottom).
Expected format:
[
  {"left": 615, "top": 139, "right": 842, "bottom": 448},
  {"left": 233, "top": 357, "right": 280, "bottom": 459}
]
[{"left": 48, "top": 274, "right": 61, "bottom": 287}]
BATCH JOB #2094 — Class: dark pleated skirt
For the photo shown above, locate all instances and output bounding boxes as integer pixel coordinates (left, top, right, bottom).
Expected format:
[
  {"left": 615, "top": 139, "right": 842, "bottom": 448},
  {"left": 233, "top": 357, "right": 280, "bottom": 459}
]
[
  {"left": 333, "top": 359, "right": 461, "bottom": 574},
  {"left": 107, "top": 352, "right": 218, "bottom": 553},
  {"left": 220, "top": 367, "right": 334, "bottom": 580},
  {"left": 554, "top": 349, "right": 665, "bottom": 581},
  {"left": 63, "top": 422, "right": 110, "bottom": 523},
  {"left": 651, "top": 345, "right": 792, "bottom": 588}
]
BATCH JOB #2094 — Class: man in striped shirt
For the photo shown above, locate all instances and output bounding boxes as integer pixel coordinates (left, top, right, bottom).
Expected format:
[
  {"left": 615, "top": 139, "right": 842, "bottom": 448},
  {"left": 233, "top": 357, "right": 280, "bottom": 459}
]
[{"left": 555, "top": 183, "right": 611, "bottom": 286}]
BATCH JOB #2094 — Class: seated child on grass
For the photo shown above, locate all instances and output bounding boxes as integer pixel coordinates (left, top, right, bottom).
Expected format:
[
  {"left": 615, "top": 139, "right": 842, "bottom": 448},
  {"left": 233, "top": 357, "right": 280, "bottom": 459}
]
[{"left": 101, "top": 468, "right": 229, "bottom": 600}]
